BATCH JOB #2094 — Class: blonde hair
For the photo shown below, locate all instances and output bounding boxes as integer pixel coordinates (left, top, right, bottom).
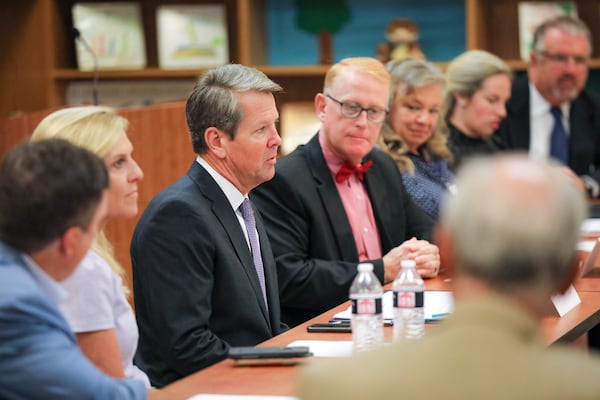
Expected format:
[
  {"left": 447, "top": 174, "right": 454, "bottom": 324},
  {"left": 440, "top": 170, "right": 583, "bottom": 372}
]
[
  {"left": 378, "top": 58, "right": 451, "bottom": 173},
  {"left": 31, "top": 106, "right": 129, "bottom": 284},
  {"left": 324, "top": 57, "right": 390, "bottom": 92},
  {"left": 441, "top": 50, "right": 511, "bottom": 136}
]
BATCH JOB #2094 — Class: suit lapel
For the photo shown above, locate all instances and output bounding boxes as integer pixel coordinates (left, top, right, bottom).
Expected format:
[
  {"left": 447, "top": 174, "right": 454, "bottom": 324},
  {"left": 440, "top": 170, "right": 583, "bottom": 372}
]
[
  {"left": 305, "top": 136, "right": 359, "bottom": 261},
  {"left": 506, "top": 77, "right": 531, "bottom": 149},
  {"left": 569, "top": 97, "right": 596, "bottom": 173},
  {"left": 187, "top": 163, "right": 271, "bottom": 325}
]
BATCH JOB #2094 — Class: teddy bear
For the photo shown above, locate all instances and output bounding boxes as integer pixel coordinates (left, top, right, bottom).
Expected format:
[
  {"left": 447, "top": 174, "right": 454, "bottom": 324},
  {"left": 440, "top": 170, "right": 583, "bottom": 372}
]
[{"left": 376, "top": 18, "right": 425, "bottom": 63}]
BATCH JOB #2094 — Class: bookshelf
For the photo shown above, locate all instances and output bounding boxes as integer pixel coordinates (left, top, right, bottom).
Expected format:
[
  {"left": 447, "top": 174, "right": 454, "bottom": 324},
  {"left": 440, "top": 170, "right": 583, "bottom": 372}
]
[
  {"left": 466, "top": 0, "right": 600, "bottom": 70},
  {"left": 3, "top": 0, "right": 600, "bottom": 117}
]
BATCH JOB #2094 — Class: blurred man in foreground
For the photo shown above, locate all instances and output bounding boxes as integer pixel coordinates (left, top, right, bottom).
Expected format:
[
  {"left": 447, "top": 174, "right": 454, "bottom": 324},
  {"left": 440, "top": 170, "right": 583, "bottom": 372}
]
[
  {"left": 0, "top": 139, "right": 175, "bottom": 399},
  {"left": 301, "top": 154, "right": 600, "bottom": 399}
]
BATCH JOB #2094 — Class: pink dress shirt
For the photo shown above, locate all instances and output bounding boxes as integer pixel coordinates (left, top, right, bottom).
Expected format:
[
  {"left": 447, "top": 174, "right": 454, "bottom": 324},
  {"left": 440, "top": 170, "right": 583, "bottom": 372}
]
[{"left": 319, "top": 134, "right": 382, "bottom": 261}]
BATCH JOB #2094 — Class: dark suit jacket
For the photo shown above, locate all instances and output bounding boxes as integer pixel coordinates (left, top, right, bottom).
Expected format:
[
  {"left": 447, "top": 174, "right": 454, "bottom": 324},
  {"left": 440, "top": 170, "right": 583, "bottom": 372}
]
[
  {"left": 131, "top": 162, "right": 287, "bottom": 387},
  {"left": 251, "top": 134, "right": 434, "bottom": 327},
  {"left": 497, "top": 75, "right": 600, "bottom": 186}
]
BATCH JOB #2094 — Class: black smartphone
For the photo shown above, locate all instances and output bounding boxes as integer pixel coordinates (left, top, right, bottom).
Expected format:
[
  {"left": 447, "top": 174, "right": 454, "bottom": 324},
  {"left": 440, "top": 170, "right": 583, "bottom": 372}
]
[
  {"left": 307, "top": 322, "right": 352, "bottom": 333},
  {"left": 228, "top": 346, "right": 311, "bottom": 360}
]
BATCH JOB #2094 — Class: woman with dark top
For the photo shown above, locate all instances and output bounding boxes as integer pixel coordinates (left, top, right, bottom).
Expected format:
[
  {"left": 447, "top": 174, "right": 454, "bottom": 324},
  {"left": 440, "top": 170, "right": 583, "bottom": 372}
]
[{"left": 441, "top": 50, "right": 512, "bottom": 170}]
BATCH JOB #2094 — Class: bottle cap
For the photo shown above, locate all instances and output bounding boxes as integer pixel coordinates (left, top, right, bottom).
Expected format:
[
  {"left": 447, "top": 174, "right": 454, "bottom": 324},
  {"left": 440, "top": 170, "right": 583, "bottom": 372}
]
[
  {"left": 401, "top": 259, "right": 416, "bottom": 269},
  {"left": 357, "top": 263, "right": 374, "bottom": 272}
]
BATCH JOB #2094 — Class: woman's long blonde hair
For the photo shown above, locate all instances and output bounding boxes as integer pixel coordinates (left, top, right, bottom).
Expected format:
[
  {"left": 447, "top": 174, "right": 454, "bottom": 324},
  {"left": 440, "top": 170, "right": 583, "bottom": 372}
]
[
  {"left": 378, "top": 58, "right": 450, "bottom": 173},
  {"left": 31, "top": 106, "right": 129, "bottom": 284}
]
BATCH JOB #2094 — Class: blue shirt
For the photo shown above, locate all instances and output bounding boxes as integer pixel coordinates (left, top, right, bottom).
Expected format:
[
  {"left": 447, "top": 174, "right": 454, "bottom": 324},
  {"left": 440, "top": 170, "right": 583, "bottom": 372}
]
[
  {"left": 401, "top": 153, "right": 454, "bottom": 221},
  {"left": 0, "top": 242, "right": 146, "bottom": 400}
]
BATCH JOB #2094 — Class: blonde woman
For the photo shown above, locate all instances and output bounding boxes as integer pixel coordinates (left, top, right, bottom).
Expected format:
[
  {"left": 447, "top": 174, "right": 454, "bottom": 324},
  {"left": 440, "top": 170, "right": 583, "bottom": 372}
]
[
  {"left": 441, "top": 50, "right": 512, "bottom": 170},
  {"left": 31, "top": 106, "right": 149, "bottom": 386},
  {"left": 378, "top": 58, "right": 453, "bottom": 221}
]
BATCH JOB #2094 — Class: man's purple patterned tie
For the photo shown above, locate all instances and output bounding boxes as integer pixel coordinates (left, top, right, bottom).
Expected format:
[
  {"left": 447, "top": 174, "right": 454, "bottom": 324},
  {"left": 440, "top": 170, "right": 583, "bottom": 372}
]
[{"left": 240, "top": 198, "right": 268, "bottom": 309}]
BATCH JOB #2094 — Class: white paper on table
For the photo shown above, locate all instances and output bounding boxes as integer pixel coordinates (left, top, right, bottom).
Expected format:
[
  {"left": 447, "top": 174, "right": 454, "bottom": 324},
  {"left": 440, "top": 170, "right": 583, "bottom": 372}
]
[
  {"left": 286, "top": 340, "right": 353, "bottom": 357},
  {"left": 187, "top": 395, "right": 298, "bottom": 400},
  {"left": 581, "top": 218, "right": 600, "bottom": 235},
  {"left": 577, "top": 240, "right": 596, "bottom": 252},
  {"left": 551, "top": 285, "right": 581, "bottom": 317},
  {"left": 333, "top": 290, "right": 454, "bottom": 321}
]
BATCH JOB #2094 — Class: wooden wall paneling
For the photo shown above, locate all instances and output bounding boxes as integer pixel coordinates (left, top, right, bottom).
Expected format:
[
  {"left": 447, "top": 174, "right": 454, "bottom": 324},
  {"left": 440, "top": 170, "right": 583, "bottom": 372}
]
[
  {"left": 238, "top": 0, "right": 266, "bottom": 65},
  {"left": 110, "top": 101, "right": 193, "bottom": 297},
  {"left": 0, "top": 3, "right": 53, "bottom": 116},
  {"left": 465, "top": 0, "right": 485, "bottom": 50},
  {"left": 575, "top": 2, "right": 600, "bottom": 57},
  {"left": 474, "top": 1, "right": 520, "bottom": 59},
  {"left": 273, "top": 75, "right": 324, "bottom": 105},
  {"left": 0, "top": 108, "right": 62, "bottom": 157},
  {"left": 0, "top": 102, "right": 193, "bottom": 300}
]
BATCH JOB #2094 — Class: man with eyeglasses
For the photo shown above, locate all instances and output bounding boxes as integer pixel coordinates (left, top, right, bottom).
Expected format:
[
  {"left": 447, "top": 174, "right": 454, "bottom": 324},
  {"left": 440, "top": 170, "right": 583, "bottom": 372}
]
[
  {"left": 252, "top": 57, "right": 439, "bottom": 327},
  {"left": 497, "top": 15, "right": 600, "bottom": 198}
]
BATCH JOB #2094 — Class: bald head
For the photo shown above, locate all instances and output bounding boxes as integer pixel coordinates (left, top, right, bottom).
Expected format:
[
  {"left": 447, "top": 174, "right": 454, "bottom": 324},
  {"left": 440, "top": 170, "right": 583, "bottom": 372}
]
[{"left": 440, "top": 154, "right": 586, "bottom": 296}]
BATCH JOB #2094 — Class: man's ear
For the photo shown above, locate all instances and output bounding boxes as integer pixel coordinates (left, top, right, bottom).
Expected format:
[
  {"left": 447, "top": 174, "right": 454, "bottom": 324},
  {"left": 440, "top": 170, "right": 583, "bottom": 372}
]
[
  {"left": 315, "top": 93, "right": 327, "bottom": 121},
  {"left": 204, "top": 127, "right": 227, "bottom": 159},
  {"left": 556, "top": 254, "right": 581, "bottom": 295},
  {"left": 434, "top": 223, "right": 455, "bottom": 277},
  {"left": 529, "top": 50, "right": 539, "bottom": 67},
  {"left": 58, "top": 227, "right": 81, "bottom": 259},
  {"left": 454, "top": 93, "right": 467, "bottom": 108}
]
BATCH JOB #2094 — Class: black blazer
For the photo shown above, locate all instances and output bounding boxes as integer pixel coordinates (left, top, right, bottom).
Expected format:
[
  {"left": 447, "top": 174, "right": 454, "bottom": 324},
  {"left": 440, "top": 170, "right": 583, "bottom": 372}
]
[
  {"left": 252, "top": 134, "right": 434, "bottom": 327},
  {"left": 131, "top": 162, "right": 287, "bottom": 387},
  {"left": 497, "top": 75, "right": 600, "bottom": 186}
]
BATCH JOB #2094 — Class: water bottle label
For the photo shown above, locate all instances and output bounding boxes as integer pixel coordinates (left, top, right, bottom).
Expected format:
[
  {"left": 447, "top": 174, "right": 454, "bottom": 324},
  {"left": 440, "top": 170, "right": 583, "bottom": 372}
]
[
  {"left": 393, "top": 291, "right": 424, "bottom": 308},
  {"left": 351, "top": 298, "right": 382, "bottom": 315}
]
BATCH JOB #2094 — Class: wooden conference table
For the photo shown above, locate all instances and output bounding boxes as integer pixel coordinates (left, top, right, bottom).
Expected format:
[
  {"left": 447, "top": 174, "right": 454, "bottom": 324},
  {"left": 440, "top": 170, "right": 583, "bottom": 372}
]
[{"left": 163, "top": 269, "right": 600, "bottom": 398}]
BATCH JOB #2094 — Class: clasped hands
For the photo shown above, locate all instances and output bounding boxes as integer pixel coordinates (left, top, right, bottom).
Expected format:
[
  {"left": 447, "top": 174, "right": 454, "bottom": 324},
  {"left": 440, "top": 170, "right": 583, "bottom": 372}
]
[{"left": 382, "top": 237, "right": 440, "bottom": 283}]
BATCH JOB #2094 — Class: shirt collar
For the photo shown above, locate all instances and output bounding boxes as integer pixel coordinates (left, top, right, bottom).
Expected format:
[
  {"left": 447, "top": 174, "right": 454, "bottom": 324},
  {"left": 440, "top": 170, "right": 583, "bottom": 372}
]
[
  {"left": 21, "top": 253, "right": 67, "bottom": 306},
  {"left": 196, "top": 156, "right": 245, "bottom": 211},
  {"left": 318, "top": 132, "right": 368, "bottom": 181},
  {"left": 529, "top": 81, "right": 570, "bottom": 119}
]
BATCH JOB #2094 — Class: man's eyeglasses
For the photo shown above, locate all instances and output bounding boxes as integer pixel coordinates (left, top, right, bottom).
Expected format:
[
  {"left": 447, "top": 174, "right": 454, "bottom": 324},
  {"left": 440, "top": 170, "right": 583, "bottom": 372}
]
[
  {"left": 325, "top": 94, "right": 388, "bottom": 123},
  {"left": 538, "top": 51, "right": 589, "bottom": 66}
]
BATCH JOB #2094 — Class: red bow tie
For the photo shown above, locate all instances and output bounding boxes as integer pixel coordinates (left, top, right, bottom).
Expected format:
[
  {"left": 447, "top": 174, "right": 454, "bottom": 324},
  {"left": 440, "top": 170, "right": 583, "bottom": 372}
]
[{"left": 335, "top": 160, "right": 373, "bottom": 183}]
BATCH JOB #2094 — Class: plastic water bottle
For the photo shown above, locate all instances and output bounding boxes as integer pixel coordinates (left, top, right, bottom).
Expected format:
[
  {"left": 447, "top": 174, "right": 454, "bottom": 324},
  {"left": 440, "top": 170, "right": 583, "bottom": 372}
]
[
  {"left": 349, "top": 263, "right": 384, "bottom": 353},
  {"left": 393, "top": 259, "right": 425, "bottom": 340}
]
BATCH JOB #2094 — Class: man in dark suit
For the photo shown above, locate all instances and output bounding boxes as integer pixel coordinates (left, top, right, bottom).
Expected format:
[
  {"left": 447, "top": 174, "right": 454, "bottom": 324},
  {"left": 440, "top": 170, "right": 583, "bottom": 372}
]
[
  {"left": 131, "top": 64, "right": 288, "bottom": 387},
  {"left": 497, "top": 15, "right": 600, "bottom": 197},
  {"left": 252, "top": 57, "right": 440, "bottom": 327}
]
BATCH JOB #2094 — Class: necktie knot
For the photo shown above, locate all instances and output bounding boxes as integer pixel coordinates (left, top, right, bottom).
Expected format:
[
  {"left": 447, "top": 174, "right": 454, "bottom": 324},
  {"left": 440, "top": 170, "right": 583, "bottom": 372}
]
[
  {"left": 550, "top": 106, "right": 562, "bottom": 119},
  {"left": 335, "top": 160, "right": 373, "bottom": 183},
  {"left": 239, "top": 198, "right": 255, "bottom": 227}
]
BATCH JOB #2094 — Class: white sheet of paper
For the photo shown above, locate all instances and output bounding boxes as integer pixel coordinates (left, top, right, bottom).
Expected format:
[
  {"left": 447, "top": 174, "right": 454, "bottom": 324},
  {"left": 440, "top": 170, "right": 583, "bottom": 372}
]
[
  {"left": 333, "top": 290, "right": 454, "bottom": 321},
  {"left": 551, "top": 285, "right": 581, "bottom": 317},
  {"left": 581, "top": 218, "right": 600, "bottom": 235},
  {"left": 577, "top": 240, "right": 596, "bottom": 252},
  {"left": 286, "top": 340, "right": 353, "bottom": 357}
]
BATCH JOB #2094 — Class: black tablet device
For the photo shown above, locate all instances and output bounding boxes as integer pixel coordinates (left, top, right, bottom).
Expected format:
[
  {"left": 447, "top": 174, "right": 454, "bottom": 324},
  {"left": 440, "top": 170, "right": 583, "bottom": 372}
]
[
  {"left": 228, "top": 346, "right": 311, "bottom": 360},
  {"left": 307, "top": 322, "right": 352, "bottom": 333}
]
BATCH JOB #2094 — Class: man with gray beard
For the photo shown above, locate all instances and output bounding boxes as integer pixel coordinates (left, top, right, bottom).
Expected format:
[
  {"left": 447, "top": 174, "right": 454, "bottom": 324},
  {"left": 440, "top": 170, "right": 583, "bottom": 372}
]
[{"left": 497, "top": 15, "right": 600, "bottom": 198}]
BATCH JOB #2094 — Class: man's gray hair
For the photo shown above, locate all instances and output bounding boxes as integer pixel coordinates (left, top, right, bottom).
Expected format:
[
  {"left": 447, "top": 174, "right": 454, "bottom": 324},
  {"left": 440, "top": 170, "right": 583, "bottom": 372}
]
[{"left": 440, "top": 154, "right": 587, "bottom": 295}]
